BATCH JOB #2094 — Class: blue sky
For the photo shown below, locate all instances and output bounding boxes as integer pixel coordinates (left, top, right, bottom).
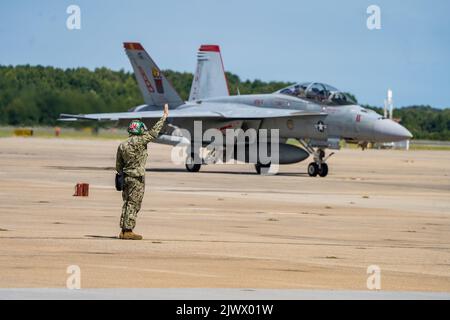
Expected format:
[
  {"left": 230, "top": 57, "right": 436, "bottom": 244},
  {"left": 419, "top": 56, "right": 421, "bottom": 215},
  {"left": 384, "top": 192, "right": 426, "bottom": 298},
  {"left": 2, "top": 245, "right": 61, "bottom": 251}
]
[{"left": 0, "top": 0, "right": 449, "bottom": 108}]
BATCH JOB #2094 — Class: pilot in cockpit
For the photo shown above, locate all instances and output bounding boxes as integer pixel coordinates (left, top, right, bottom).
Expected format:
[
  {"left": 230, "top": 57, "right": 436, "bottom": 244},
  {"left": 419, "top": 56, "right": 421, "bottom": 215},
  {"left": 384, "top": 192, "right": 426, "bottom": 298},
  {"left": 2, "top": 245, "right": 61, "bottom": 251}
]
[
  {"left": 293, "top": 84, "right": 307, "bottom": 98},
  {"left": 278, "top": 83, "right": 357, "bottom": 106}
]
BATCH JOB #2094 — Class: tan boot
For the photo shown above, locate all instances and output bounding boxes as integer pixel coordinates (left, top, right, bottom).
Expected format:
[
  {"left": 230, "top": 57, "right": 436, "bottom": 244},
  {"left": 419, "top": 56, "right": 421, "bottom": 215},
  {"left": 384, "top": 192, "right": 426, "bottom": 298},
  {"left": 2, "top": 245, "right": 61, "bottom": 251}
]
[{"left": 119, "top": 229, "right": 143, "bottom": 240}]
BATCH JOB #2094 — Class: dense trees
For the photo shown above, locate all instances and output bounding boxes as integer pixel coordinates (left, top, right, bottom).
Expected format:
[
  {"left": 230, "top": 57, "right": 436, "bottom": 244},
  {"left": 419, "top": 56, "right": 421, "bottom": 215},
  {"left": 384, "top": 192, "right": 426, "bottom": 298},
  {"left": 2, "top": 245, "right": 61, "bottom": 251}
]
[
  {"left": 0, "top": 65, "right": 448, "bottom": 140},
  {"left": 0, "top": 65, "right": 142, "bottom": 125}
]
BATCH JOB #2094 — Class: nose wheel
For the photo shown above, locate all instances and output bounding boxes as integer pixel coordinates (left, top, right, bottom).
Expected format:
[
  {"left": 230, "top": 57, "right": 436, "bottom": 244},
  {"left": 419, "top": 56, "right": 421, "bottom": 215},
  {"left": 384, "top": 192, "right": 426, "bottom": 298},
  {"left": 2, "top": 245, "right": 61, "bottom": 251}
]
[
  {"left": 308, "top": 148, "right": 331, "bottom": 177},
  {"left": 298, "top": 141, "right": 334, "bottom": 178},
  {"left": 308, "top": 162, "right": 328, "bottom": 177},
  {"left": 307, "top": 162, "right": 319, "bottom": 177}
]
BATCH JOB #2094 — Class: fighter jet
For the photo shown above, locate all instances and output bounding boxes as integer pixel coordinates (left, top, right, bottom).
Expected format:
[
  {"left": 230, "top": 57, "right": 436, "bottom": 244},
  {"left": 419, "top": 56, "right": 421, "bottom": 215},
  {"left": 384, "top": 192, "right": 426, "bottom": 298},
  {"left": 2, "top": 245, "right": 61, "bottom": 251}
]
[{"left": 59, "top": 43, "right": 412, "bottom": 177}]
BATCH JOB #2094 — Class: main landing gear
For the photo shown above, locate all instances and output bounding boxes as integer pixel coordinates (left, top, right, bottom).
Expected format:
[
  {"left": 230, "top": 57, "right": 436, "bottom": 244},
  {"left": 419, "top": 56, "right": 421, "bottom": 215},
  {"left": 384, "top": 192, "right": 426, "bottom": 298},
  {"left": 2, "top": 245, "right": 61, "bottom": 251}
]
[
  {"left": 185, "top": 145, "right": 219, "bottom": 173},
  {"left": 254, "top": 162, "right": 271, "bottom": 175},
  {"left": 185, "top": 153, "right": 202, "bottom": 172},
  {"left": 299, "top": 141, "right": 334, "bottom": 178}
]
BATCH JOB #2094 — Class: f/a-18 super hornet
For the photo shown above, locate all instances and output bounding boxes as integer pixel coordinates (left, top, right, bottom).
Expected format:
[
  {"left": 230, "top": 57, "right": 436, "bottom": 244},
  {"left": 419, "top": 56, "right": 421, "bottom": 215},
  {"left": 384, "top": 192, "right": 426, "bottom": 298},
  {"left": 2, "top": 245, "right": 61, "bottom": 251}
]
[{"left": 60, "top": 43, "right": 412, "bottom": 177}]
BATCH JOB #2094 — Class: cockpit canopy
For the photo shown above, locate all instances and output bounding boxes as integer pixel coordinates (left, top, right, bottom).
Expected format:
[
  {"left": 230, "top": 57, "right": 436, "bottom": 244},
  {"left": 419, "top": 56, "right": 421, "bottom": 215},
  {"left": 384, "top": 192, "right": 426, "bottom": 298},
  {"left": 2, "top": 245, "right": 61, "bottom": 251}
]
[{"left": 277, "top": 82, "right": 357, "bottom": 106}]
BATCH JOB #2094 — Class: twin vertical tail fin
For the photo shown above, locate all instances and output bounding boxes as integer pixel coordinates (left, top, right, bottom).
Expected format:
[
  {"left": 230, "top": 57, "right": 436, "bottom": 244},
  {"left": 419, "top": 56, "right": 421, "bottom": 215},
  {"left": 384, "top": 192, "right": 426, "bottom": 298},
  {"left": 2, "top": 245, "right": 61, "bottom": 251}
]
[
  {"left": 124, "top": 42, "right": 184, "bottom": 108},
  {"left": 189, "top": 45, "right": 230, "bottom": 101}
]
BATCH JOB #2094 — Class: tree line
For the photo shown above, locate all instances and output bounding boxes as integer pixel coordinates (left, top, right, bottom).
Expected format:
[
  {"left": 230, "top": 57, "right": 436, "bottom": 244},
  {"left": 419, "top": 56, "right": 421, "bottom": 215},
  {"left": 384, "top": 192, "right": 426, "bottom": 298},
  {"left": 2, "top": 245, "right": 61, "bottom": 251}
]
[{"left": 0, "top": 65, "right": 448, "bottom": 140}]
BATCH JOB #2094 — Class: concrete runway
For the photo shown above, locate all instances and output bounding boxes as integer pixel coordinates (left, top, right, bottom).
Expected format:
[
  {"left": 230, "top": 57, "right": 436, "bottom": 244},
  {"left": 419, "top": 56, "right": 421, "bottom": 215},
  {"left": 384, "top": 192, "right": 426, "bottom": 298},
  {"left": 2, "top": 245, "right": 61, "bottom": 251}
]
[{"left": 0, "top": 137, "right": 449, "bottom": 293}]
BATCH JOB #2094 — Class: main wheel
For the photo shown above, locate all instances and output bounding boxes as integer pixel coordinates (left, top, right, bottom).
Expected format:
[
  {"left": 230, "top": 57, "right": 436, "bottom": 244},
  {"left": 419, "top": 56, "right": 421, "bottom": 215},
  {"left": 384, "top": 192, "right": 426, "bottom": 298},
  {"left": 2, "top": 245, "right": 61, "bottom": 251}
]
[
  {"left": 185, "top": 154, "right": 201, "bottom": 172},
  {"left": 318, "top": 163, "right": 329, "bottom": 177},
  {"left": 255, "top": 162, "right": 271, "bottom": 175},
  {"left": 308, "top": 162, "right": 319, "bottom": 177}
]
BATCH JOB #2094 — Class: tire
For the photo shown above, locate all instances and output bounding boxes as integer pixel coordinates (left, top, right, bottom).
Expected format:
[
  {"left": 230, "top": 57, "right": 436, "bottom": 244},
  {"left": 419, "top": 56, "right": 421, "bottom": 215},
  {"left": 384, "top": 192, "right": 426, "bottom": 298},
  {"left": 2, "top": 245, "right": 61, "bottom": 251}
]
[
  {"left": 308, "top": 162, "right": 319, "bottom": 177},
  {"left": 318, "top": 163, "right": 329, "bottom": 177},
  {"left": 255, "top": 162, "right": 271, "bottom": 175},
  {"left": 185, "top": 154, "right": 201, "bottom": 172}
]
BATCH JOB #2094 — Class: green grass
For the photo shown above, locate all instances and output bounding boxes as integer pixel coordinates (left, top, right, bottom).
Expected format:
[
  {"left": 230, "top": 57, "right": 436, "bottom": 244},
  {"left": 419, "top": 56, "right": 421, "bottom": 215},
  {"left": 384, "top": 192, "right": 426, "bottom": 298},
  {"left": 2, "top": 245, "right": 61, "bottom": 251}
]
[
  {"left": 0, "top": 130, "right": 11, "bottom": 138},
  {"left": 0, "top": 127, "right": 128, "bottom": 140},
  {"left": 286, "top": 138, "right": 450, "bottom": 151},
  {"left": 408, "top": 144, "right": 450, "bottom": 151}
]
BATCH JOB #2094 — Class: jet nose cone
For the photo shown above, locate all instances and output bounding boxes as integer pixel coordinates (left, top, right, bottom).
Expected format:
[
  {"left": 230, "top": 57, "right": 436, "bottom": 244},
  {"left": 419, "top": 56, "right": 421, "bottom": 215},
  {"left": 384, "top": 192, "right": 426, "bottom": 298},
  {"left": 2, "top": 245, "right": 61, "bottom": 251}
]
[{"left": 373, "top": 119, "right": 413, "bottom": 142}]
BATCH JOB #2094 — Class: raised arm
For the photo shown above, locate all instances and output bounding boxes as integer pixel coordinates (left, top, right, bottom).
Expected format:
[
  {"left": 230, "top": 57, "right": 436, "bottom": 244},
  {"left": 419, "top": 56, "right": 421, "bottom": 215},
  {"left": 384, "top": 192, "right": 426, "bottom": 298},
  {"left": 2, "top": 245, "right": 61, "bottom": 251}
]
[{"left": 142, "top": 104, "right": 169, "bottom": 144}]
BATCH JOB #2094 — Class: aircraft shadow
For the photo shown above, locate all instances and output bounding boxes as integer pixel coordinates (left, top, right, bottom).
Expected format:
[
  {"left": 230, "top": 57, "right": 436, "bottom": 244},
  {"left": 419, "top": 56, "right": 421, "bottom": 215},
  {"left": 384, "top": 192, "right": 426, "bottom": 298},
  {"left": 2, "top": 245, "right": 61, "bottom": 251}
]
[
  {"left": 146, "top": 168, "right": 308, "bottom": 177},
  {"left": 48, "top": 165, "right": 307, "bottom": 177}
]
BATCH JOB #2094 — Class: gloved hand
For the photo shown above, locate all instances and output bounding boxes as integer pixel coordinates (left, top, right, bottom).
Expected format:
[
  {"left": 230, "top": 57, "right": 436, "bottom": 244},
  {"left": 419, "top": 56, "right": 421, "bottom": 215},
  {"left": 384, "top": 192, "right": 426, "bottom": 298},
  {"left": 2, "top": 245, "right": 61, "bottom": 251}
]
[{"left": 164, "top": 104, "right": 169, "bottom": 117}]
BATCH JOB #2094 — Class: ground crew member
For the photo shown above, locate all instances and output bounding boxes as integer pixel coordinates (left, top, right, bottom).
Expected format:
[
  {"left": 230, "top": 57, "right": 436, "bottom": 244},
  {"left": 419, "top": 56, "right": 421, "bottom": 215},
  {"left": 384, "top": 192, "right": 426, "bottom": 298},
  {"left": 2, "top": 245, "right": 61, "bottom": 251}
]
[{"left": 116, "top": 104, "right": 169, "bottom": 240}]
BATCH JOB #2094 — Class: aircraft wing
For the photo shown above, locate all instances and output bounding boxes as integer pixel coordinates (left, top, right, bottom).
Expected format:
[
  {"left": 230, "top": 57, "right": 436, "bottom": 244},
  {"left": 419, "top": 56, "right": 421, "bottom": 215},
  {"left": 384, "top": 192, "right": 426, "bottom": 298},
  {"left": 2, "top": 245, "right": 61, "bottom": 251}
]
[
  {"left": 59, "top": 108, "right": 222, "bottom": 121},
  {"left": 59, "top": 104, "right": 326, "bottom": 121}
]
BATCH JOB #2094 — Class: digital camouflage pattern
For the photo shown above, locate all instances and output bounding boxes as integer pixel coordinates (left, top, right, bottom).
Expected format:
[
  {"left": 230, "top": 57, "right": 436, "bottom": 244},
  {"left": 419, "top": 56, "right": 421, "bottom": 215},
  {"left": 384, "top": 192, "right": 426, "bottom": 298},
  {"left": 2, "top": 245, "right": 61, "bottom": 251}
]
[
  {"left": 116, "top": 115, "right": 167, "bottom": 230},
  {"left": 120, "top": 176, "right": 145, "bottom": 230}
]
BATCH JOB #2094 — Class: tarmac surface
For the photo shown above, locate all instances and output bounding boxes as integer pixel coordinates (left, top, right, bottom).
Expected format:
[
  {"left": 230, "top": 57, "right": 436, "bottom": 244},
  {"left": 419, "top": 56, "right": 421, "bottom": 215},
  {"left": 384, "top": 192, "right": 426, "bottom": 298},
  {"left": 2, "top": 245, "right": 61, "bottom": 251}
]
[{"left": 0, "top": 137, "right": 449, "bottom": 293}]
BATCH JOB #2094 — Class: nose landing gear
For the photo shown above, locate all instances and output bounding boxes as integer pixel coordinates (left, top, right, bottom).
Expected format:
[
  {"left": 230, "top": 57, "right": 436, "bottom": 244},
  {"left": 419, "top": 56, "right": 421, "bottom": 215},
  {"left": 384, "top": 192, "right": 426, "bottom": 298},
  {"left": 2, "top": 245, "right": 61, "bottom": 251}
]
[
  {"left": 307, "top": 149, "right": 331, "bottom": 177},
  {"left": 299, "top": 140, "right": 334, "bottom": 178},
  {"left": 308, "top": 162, "right": 328, "bottom": 177}
]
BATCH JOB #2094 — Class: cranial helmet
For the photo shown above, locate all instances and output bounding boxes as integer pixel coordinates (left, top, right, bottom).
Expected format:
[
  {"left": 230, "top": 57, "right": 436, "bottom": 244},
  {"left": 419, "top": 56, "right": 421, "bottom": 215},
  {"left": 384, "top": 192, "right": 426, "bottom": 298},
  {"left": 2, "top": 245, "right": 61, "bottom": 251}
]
[{"left": 127, "top": 120, "right": 147, "bottom": 135}]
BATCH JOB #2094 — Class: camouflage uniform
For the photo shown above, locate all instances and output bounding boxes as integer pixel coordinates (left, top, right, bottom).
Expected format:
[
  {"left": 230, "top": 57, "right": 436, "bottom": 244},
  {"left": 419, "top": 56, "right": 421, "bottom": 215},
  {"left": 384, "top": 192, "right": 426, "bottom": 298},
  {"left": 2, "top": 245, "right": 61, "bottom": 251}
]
[{"left": 116, "top": 116, "right": 167, "bottom": 230}]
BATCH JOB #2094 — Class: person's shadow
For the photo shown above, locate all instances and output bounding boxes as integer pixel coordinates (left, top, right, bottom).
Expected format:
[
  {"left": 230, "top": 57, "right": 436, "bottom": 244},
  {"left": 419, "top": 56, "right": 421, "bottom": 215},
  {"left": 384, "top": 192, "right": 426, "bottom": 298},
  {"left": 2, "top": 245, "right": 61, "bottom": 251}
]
[{"left": 85, "top": 235, "right": 118, "bottom": 240}]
